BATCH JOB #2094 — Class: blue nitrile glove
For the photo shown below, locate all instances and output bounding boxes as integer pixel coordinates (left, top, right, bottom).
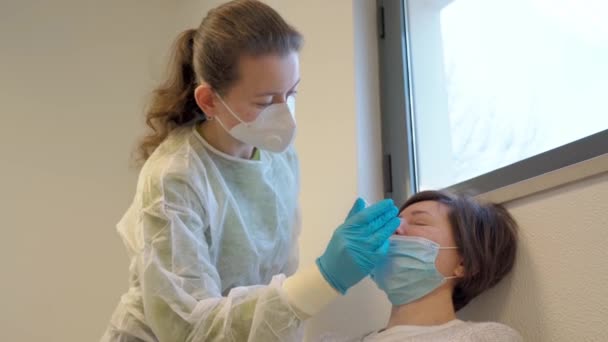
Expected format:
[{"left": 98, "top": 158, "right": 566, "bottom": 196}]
[
  {"left": 345, "top": 198, "right": 367, "bottom": 220},
  {"left": 316, "top": 198, "right": 401, "bottom": 294}
]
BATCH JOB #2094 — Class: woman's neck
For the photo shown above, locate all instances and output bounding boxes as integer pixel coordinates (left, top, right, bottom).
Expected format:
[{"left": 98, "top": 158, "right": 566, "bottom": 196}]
[
  {"left": 197, "top": 120, "right": 254, "bottom": 159},
  {"left": 386, "top": 287, "right": 457, "bottom": 329}
]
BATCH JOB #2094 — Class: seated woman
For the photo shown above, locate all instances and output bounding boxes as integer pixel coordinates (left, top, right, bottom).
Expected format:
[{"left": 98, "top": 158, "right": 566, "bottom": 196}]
[{"left": 323, "top": 190, "right": 522, "bottom": 342}]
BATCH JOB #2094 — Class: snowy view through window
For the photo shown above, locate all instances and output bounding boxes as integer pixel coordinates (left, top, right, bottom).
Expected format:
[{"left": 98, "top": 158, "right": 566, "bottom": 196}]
[{"left": 408, "top": 0, "right": 608, "bottom": 190}]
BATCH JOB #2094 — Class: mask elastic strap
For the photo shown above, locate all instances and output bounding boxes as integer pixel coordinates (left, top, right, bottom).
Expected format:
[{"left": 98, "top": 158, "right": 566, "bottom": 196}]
[
  {"left": 213, "top": 113, "right": 231, "bottom": 133},
  {"left": 215, "top": 93, "right": 246, "bottom": 125},
  {"left": 438, "top": 246, "right": 459, "bottom": 250}
]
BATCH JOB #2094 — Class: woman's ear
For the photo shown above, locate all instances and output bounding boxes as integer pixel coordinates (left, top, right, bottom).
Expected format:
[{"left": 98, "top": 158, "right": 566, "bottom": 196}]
[
  {"left": 454, "top": 258, "right": 466, "bottom": 278},
  {"left": 194, "top": 84, "right": 216, "bottom": 118}
]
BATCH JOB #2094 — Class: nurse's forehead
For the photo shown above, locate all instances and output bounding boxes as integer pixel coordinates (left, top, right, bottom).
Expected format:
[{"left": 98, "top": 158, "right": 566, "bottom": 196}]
[{"left": 236, "top": 53, "right": 299, "bottom": 89}]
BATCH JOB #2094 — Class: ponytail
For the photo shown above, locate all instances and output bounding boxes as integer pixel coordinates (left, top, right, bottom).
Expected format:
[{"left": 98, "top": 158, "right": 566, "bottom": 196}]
[{"left": 136, "top": 29, "right": 204, "bottom": 162}]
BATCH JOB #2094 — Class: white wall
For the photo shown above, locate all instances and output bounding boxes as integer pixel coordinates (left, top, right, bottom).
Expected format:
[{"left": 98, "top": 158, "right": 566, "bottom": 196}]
[
  {"left": 459, "top": 171, "right": 608, "bottom": 341},
  {"left": 0, "top": 1, "right": 177, "bottom": 341},
  {"left": 0, "top": 0, "right": 374, "bottom": 340},
  {"left": 4, "top": 0, "right": 607, "bottom": 341}
]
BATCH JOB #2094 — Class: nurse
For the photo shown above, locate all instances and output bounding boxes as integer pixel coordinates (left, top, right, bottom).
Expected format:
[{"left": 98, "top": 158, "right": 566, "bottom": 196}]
[{"left": 101, "top": 1, "right": 400, "bottom": 341}]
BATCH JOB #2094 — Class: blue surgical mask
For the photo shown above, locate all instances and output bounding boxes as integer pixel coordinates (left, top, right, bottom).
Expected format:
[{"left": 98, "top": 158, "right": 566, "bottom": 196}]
[{"left": 371, "top": 235, "right": 459, "bottom": 306}]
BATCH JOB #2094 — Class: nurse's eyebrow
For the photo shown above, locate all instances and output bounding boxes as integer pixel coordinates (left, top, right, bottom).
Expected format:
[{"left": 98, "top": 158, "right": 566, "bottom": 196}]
[{"left": 254, "top": 78, "right": 301, "bottom": 97}]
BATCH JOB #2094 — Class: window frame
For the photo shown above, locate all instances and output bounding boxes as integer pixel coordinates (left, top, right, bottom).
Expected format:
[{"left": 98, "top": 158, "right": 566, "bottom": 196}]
[{"left": 376, "top": 0, "right": 608, "bottom": 204}]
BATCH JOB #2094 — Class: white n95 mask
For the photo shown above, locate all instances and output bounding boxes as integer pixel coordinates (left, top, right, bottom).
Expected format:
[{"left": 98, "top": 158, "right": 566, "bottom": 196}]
[{"left": 215, "top": 94, "right": 296, "bottom": 153}]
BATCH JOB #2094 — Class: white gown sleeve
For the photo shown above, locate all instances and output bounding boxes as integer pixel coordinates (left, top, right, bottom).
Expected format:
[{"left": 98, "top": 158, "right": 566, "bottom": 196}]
[
  {"left": 284, "top": 205, "right": 302, "bottom": 276},
  {"left": 138, "top": 174, "right": 305, "bottom": 342}
]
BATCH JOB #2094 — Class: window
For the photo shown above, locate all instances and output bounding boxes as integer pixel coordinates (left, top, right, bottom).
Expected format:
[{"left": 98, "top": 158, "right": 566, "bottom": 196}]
[{"left": 377, "top": 0, "right": 608, "bottom": 204}]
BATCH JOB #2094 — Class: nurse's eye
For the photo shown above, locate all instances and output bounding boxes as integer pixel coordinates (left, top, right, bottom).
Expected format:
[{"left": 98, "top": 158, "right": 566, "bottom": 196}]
[{"left": 255, "top": 102, "right": 272, "bottom": 108}]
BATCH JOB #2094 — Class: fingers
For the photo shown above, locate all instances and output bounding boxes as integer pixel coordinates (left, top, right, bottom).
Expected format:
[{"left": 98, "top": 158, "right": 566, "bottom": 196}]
[
  {"left": 368, "top": 206, "right": 399, "bottom": 233},
  {"left": 349, "top": 199, "right": 397, "bottom": 225},
  {"left": 370, "top": 217, "right": 401, "bottom": 248},
  {"left": 374, "top": 238, "right": 391, "bottom": 259},
  {"left": 345, "top": 197, "right": 367, "bottom": 221}
]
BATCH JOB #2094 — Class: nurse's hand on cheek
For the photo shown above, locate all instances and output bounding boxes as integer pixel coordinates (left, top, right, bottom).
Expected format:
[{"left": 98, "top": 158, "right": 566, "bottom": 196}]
[{"left": 316, "top": 198, "right": 401, "bottom": 294}]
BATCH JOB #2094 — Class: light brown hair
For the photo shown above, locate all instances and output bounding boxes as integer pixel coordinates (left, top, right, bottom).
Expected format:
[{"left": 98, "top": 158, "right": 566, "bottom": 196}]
[
  {"left": 137, "top": 0, "right": 303, "bottom": 162},
  {"left": 401, "top": 190, "right": 519, "bottom": 311}
]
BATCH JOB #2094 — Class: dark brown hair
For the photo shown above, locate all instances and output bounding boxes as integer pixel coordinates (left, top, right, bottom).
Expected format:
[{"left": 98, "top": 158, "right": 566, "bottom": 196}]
[
  {"left": 401, "top": 190, "right": 519, "bottom": 311},
  {"left": 137, "top": 0, "right": 303, "bottom": 162}
]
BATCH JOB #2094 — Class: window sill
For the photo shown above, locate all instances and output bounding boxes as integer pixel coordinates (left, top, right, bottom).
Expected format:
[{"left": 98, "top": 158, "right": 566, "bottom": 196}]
[{"left": 477, "top": 152, "right": 608, "bottom": 204}]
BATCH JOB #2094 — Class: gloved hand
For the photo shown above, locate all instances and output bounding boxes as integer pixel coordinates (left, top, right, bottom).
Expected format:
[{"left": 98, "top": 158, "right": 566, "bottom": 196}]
[
  {"left": 345, "top": 197, "right": 367, "bottom": 220},
  {"left": 316, "top": 198, "right": 400, "bottom": 294}
]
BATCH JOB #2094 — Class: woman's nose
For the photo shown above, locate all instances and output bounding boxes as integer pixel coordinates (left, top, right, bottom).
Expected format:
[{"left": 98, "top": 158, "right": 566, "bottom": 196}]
[{"left": 394, "top": 218, "right": 407, "bottom": 235}]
